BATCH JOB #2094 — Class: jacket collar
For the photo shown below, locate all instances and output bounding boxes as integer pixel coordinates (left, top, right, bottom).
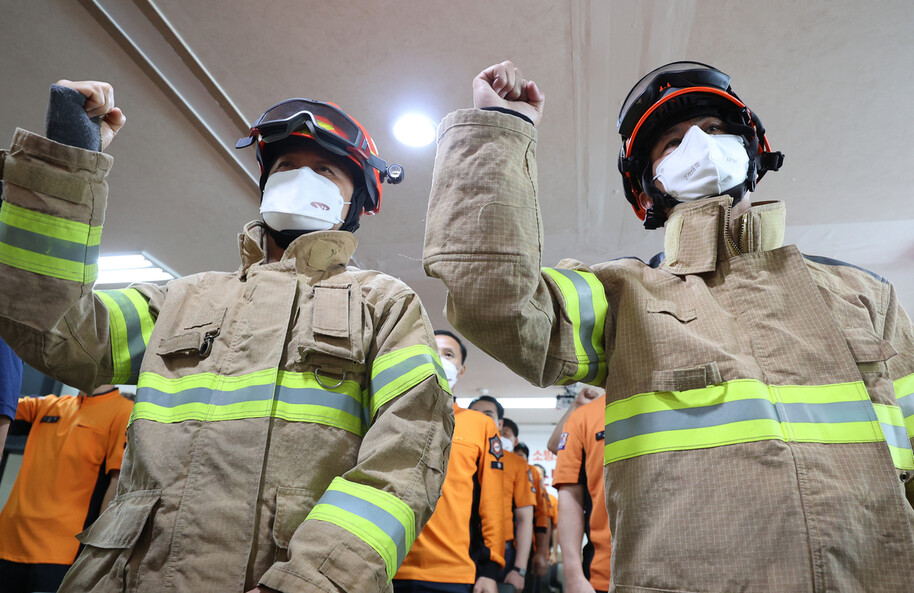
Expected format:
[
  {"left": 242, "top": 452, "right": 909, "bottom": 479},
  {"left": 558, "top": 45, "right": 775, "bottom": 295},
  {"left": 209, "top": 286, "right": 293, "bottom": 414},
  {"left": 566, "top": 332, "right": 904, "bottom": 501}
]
[
  {"left": 660, "top": 196, "right": 786, "bottom": 275},
  {"left": 238, "top": 221, "right": 357, "bottom": 281}
]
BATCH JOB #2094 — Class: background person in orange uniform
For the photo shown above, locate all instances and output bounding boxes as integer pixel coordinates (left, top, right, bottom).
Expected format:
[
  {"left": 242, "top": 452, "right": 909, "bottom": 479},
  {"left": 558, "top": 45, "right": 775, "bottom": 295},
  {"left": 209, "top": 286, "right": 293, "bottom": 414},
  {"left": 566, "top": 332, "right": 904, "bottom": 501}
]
[
  {"left": 546, "top": 385, "right": 604, "bottom": 455},
  {"left": 553, "top": 395, "right": 611, "bottom": 593},
  {"left": 512, "top": 442, "right": 551, "bottom": 593},
  {"left": 394, "top": 331, "right": 505, "bottom": 593},
  {"left": 0, "top": 385, "right": 132, "bottom": 593},
  {"left": 469, "top": 396, "right": 535, "bottom": 592}
]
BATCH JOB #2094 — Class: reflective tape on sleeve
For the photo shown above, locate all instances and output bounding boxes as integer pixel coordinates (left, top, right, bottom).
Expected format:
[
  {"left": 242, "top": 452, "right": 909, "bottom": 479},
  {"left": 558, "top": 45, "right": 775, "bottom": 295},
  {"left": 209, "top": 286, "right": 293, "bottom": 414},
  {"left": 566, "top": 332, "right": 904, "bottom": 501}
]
[
  {"left": 604, "top": 379, "right": 884, "bottom": 464},
  {"left": 131, "top": 369, "right": 367, "bottom": 435},
  {"left": 894, "top": 374, "right": 914, "bottom": 438},
  {"left": 96, "top": 288, "right": 155, "bottom": 384},
  {"left": 542, "top": 268, "right": 607, "bottom": 386},
  {"left": 306, "top": 477, "right": 416, "bottom": 581},
  {"left": 0, "top": 202, "right": 100, "bottom": 283},
  {"left": 370, "top": 344, "right": 450, "bottom": 420},
  {"left": 873, "top": 403, "right": 914, "bottom": 470}
]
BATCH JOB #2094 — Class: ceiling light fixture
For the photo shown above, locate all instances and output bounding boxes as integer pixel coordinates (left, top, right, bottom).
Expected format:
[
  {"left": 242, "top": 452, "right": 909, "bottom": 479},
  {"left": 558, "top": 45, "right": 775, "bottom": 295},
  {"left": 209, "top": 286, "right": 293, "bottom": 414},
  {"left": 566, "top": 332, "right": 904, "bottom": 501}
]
[
  {"left": 456, "top": 397, "right": 558, "bottom": 410},
  {"left": 393, "top": 113, "right": 436, "bottom": 147},
  {"left": 96, "top": 252, "right": 178, "bottom": 286}
]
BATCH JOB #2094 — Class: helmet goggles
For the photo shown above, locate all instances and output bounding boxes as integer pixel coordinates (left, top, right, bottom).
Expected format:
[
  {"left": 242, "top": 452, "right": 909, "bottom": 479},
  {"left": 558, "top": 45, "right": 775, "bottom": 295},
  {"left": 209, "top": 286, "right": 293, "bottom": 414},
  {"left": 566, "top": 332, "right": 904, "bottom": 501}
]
[{"left": 237, "top": 98, "right": 403, "bottom": 215}]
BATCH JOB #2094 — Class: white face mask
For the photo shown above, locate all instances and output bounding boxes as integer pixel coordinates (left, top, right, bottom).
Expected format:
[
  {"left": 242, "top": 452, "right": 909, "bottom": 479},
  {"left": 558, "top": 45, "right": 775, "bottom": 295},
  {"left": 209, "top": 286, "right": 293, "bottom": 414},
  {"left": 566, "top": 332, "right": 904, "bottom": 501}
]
[
  {"left": 260, "top": 167, "right": 350, "bottom": 232},
  {"left": 440, "top": 359, "right": 460, "bottom": 390},
  {"left": 653, "top": 126, "right": 749, "bottom": 201},
  {"left": 500, "top": 435, "right": 514, "bottom": 453}
]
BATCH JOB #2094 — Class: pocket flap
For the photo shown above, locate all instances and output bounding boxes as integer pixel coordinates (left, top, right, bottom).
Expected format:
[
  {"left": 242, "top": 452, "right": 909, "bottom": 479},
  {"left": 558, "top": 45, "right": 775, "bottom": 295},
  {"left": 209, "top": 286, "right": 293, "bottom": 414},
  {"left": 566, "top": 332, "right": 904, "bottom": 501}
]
[
  {"left": 272, "top": 486, "right": 317, "bottom": 549},
  {"left": 844, "top": 328, "right": 897, "bottom": 363},
  {"left": 76, "top": 489, "right": 161, "bottom": 549},
  {"left": 313, "top": 285, "right": 350, "bottom": 339},
  {"left": 647, "top": 298, "right": 697, "bottom": 323},
  {"left": 652, "top": 362, "right": 722, "bottom": 392},
  {"left": 157, "top": 331, "right": 201, "bottom": 357}
]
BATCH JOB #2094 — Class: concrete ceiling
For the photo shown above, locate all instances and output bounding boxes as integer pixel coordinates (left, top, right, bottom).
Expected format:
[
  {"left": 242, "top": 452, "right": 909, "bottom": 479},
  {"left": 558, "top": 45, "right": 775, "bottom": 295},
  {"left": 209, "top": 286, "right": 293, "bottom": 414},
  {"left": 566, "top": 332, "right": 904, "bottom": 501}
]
[{"left": 2, "top": 0, "right": 913, "bottom": 425}]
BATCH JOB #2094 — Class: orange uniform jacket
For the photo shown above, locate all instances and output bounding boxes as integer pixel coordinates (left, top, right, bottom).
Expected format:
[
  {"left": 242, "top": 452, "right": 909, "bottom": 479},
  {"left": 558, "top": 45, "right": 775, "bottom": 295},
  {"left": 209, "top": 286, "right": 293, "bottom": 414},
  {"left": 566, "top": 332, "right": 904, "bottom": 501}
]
[
  {"left": 553, "top": 396, "right": 611, "bottom": 591},
  {"left": 0, "top": 389, "right": 132, "bottom": 565},
  {"left": 395, "top": 405, "right": 506, "bottom": 583},
  {"left": 503, "top": 451, "right": 536, "bottom": 540}
]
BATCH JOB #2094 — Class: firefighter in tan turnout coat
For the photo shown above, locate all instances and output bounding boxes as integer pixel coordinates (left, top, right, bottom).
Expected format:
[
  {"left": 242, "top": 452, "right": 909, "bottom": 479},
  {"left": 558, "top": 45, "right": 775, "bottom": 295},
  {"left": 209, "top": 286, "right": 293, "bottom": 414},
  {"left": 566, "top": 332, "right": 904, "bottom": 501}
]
[
  {"left": 423, "top": 61, "right": 914, "bottom": 592},
  {"left": 0, "top": 80, "right": 453, "bottom": 592}
]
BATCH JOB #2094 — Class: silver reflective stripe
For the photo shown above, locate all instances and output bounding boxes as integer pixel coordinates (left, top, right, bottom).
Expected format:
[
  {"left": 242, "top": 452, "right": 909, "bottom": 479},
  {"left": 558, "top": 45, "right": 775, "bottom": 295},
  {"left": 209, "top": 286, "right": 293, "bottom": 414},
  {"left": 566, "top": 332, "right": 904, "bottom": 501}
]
[
  {"left": 880, "top": 421, "right": 911, "bottom": 450},
  {"left": 778, "top": 400, "right": 876, "bottom": 424},
  {"left": 318, "top": 489, "right": 408, "bottom": 566},
  {"left": 137, "top": 384, "right": 362, "bottom": 418},
  {"left": 0, "top": 222, "right": 100, "bottom": 263},
  {"left": 899, "top": 392, "right": 914, "bottom": 420},
  {"left": 101, "top": 289, "right": 146, "bottom": 380},
  {"left": 137, "top": 384, "right": 275, "bottom": 406},
  {"left": 276, "top": 386, "right": 363, "bottom": 419},
  {"left": 549, "top": 268, "right": 600, "bottom": 383},
  {"left": 370, "top": 352, "right": 443, "bottom": 398},
  {"left": 607, "top": 398, "right": 777, "bottom": 443},
  {"left": 606, "top": 398, "right": 873, "bottom": 444}
]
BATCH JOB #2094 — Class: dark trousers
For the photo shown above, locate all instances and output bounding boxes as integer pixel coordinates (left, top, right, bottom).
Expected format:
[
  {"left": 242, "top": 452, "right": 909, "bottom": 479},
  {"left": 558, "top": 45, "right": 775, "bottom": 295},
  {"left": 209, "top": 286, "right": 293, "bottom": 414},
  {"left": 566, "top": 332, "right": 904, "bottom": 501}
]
[
  {"left": 0, "top": 559, "right": 71, "bottom": 593},
  {"left": 393, "top": 579, "right": 473, "bottom": 593}
]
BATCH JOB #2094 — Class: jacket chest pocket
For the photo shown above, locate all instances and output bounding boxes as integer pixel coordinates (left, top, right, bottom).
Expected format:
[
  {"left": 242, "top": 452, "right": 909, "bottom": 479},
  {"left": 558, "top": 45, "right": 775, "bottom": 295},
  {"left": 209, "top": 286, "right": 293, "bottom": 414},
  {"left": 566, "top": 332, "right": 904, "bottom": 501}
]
[
  {"left": 295, "top": 282, "right": 368, "bottom": 386},
  {"left": 156, "top": 307, "right": 227, "bottom": 361}
]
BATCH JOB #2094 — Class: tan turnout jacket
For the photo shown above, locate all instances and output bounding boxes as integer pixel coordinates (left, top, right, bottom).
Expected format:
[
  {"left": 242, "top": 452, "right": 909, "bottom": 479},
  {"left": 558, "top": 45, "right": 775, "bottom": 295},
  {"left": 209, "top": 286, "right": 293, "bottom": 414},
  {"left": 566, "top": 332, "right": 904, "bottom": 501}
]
[
  {"left": 0, "top": 128, "right": 454, "bottom": 593},
  {"left": 424, "top": 109, "right": 914, "bottom": 593}
]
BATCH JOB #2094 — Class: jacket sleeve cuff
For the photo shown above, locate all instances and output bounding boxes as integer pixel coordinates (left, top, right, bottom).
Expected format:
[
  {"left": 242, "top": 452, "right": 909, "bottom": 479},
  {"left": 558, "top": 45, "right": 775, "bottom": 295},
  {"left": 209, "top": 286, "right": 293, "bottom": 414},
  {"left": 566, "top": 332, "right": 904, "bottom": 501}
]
[
  {"left": 4, "top": 128, "right": 112, "bottom": 217},
  {"left": 480, "top": 106, "right": 534, "bottom": 126},
  {"left": 259, "top": 527, "right": 388, "bottom": 593}
]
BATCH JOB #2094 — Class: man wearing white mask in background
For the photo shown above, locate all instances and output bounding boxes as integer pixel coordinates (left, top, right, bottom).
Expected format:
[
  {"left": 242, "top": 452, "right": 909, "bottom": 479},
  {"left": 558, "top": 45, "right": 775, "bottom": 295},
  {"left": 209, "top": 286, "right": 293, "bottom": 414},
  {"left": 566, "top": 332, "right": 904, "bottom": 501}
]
[
  {"left": 0, "top": 79, "right": 454, "bottom": 593},
  {"left": 394, "top": 330, "right": 505, "bottom": 593},
  {"left": 424, "top": 60, "right": 914, "bottom": 592},
  {"left": 469, "top": 396, "right": 535, "bottom": 592}
]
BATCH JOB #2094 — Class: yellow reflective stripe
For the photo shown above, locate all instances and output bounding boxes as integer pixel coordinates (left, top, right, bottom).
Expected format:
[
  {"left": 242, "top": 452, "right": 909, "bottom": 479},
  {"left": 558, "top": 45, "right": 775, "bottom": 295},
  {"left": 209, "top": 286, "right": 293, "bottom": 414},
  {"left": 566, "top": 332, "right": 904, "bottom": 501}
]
[
  {"left": 0, "top": 202, "right": 100, "bottom": 283},
  {"left": 894, "top": 374, "right": 914, "bottom": 437},
  {"left": 306, "top": 477, "right": 415, "bottom": 581},
  {"left": 130, "top": 369, "right": 367, "bottom": 434},
  {"left": 604, "top": 379, "right": 883, "bottom": 464},
  {"left": 97, "top": 289, "right": 155, "bottom": 384},
  {"left": 370, "top": 344, "right": 449, "bottom": 420},
  {"left": 0, "top": 202, "right": 101, "bottom": 245},
  {"left": 542, "top": 268, "right": 607, "bottom": 386},
  {"left": 874, "top": 403, "right": 914, "bottom": 470}
]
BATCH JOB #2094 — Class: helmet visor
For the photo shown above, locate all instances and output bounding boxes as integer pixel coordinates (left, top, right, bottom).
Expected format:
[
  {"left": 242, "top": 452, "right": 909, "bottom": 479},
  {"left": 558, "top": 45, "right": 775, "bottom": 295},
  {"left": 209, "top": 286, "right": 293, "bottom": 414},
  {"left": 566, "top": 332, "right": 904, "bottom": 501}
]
[{"left": 618, "top": 61, "right": 731, "bottom": 138}]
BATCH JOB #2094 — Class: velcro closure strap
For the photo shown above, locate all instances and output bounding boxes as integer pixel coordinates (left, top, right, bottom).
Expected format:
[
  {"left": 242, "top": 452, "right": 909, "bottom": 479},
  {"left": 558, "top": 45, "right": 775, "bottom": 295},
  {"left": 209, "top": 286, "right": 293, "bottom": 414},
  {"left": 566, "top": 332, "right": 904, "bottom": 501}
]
[{"left": 4, "top": 156, "right": 94, "bottom": 204}]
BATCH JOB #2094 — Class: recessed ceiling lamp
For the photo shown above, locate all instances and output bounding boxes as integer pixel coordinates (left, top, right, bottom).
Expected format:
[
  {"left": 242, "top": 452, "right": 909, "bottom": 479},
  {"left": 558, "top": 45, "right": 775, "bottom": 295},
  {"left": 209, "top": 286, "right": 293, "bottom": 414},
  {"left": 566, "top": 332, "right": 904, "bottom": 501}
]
[
  {"left": 393, "top": 113, "right": 436, "bottom": 147},
  {"left": 456, "top": 397, "right": 558, "bottom": 410},
  {"left": 96, "top": 252, "right": 177, "bottom": 286}
]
